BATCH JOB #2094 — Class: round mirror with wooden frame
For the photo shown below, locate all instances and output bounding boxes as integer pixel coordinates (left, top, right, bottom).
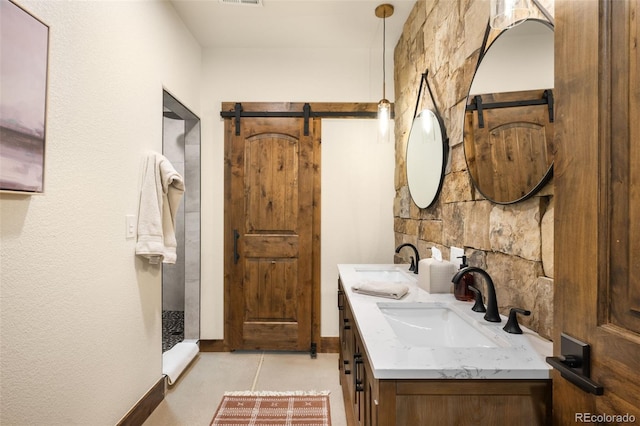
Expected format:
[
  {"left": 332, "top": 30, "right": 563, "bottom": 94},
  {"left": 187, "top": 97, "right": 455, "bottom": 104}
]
[{"left": 464, "top": 19, "right": 554, "bottom": 204}]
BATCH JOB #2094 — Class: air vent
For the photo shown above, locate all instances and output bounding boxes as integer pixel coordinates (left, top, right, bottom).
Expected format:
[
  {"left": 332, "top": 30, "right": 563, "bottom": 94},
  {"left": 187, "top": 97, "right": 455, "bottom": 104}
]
[{"left": 219, "top": 0, "right": 263, "bottom": 6}]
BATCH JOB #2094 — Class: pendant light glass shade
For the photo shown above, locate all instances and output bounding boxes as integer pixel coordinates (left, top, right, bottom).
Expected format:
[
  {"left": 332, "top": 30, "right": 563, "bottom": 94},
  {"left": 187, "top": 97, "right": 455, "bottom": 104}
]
[
  {"left": 490, "top": 0, "right": 532, "bottom": 30},
  {"left": 378, "top": 98, "right": 390, "bottom": 137}
]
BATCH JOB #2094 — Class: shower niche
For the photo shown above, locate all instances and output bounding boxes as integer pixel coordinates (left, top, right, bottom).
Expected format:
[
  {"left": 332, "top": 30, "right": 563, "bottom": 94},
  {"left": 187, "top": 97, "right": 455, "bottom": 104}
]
[{"left": 162, "top": 90, "right": 201, "bottom": 352}]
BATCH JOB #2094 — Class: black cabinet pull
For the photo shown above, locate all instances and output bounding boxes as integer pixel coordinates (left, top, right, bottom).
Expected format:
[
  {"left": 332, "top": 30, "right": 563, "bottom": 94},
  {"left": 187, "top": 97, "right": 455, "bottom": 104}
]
[
  {"left": 338, "top": 289, "right": 345, "bottom": 310},
  {"left": 354, "top": 354, "right": 364, "bottom": 393}
]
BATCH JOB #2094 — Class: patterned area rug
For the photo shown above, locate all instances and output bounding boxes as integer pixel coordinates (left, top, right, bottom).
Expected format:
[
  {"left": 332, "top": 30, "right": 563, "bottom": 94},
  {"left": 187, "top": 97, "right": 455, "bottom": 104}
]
[{"left": 210, "top": 391, "right": 331, "bottom": 426}]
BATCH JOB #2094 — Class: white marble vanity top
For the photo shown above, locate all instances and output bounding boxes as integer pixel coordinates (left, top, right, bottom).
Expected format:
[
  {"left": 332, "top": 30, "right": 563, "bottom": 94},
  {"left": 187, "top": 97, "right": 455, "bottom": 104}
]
[{"left": 338, "top": 263, "right": 552, "bottom": 380}]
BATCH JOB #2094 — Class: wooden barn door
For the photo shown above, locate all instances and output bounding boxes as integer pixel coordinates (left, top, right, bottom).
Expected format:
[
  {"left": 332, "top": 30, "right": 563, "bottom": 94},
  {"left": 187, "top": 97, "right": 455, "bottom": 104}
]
[{"left": 224, "top": 111, "right": 320, "bottom": 352}]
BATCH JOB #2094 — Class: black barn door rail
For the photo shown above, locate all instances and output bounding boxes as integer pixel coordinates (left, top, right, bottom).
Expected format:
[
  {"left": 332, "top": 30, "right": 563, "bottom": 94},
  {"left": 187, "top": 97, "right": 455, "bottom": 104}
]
[
  {"left": 221, "top": 102, "right": 392, "bottom": 136},
  {"left": 466, "top": 89, "right": 554, "bottom": 129}
]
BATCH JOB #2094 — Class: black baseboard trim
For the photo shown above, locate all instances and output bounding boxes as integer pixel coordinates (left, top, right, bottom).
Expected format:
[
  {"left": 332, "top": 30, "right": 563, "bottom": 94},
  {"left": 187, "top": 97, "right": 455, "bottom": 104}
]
[{"left": 117, "top": 376, "right": 165, "bottom": 426}]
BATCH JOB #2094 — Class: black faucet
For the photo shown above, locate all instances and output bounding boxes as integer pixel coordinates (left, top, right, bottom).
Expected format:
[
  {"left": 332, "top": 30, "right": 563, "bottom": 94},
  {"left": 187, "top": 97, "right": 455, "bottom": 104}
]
[
  {"left": 452, "top": 267, "right": 501, "bottom": 322},
  {"left": 395, "top": 243, "right": 420, "bottom": 274}
]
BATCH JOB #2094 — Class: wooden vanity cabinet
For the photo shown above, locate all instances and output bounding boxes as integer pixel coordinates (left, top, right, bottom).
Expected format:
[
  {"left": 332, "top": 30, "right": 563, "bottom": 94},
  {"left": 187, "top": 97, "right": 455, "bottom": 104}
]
[
  {"left": 337, "top": 279, "right": 552, "bottom": 426},
  {"left": 339, "top": 280, "right": 377, "bottom": 426}
]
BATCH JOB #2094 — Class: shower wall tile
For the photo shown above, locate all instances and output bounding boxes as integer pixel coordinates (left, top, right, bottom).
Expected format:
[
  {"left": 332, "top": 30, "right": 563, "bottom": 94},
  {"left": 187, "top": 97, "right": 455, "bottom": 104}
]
[
  {"left": 185, "top": 120, "right": 200, "bottom": 146},
  {"left": 184, "top": 278, "right": 200, "bottom": 339},
  {"left": 185, "top": 145, "right": 200, "bottom": 212},
  {"left": 163, "top": 112, "right": 200, "bottom": 341},
  {"left": 163, "top": 117, "right": 185, "bottom": 161},
  {"left": 163, "top": 263, "right": 185, "bottom": 311},
  {"left": 185, "top": 211, "right": 200, "bottom": 281}
]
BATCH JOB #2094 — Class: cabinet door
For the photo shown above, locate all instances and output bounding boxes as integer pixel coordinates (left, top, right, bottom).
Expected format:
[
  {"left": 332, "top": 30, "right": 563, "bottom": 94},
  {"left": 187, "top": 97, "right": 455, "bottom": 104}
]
[
  {"left": 353, "top": 333, "right": 365, "bottom": 426},
  {"left": 363, "top": 353, "right": 378, "bottom": 426},
  {"left": 338, "top": 281, "right": 348, "bottom": 376}
]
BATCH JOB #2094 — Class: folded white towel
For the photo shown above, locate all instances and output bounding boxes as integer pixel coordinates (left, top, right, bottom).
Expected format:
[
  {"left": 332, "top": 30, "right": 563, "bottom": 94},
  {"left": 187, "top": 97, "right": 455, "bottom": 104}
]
[
  {"left": 135, "top": 152, "right": 185, "bottom": 264},
  {"left": 352, "top": 281, "right": 410, "bottom": 299}
]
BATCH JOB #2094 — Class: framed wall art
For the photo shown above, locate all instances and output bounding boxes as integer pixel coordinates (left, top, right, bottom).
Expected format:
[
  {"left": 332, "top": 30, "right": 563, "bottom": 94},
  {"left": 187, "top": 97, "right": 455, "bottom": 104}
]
[{"left": 0, "top": 0, "right": 49, "bottom": 193}]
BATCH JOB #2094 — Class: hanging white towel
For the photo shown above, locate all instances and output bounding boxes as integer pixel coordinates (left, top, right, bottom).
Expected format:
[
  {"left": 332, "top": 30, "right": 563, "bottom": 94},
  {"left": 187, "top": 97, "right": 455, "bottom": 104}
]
[{"left": 135, "top": 152, "right": 185, "bottom": 264}]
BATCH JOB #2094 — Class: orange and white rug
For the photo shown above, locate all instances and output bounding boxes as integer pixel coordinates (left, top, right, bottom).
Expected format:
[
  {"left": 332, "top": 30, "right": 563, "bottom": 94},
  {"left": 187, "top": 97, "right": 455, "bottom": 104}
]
[{"left": 210, "top": 391, "right": 331, "bottom": 426}]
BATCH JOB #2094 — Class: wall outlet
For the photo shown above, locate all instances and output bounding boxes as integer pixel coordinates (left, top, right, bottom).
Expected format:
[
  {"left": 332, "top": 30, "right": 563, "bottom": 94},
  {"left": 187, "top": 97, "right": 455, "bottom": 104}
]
[
  {"left": 126, "top": 214, "right": 136, "bottom": 239},
  {"left": 450, "top": 246, "right": 464, "bottom": 269}
]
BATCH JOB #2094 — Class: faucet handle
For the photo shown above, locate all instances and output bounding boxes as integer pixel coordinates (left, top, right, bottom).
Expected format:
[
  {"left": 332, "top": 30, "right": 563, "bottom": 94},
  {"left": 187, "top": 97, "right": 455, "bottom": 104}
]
[
  {"left": 503, "top": 308, "right": 531, "bottom": 334},
  {"left": 468, "top": 285, "right": 486, "bottom": 313}
]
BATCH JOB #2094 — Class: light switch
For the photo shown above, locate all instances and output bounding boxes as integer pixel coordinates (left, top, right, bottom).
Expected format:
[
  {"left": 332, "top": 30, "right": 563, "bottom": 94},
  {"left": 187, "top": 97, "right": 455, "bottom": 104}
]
[{"left": 126, "top": 215, "right": 136, "bottom": 239}]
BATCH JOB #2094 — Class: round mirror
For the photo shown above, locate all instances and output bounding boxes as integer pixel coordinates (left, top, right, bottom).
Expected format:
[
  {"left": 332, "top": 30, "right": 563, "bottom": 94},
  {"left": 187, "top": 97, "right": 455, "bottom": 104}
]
[
  {"left": 406, "top": 109, "right": 448, "bottom": 208},
  {"left": 464, "top": 19, "right": 554, "bottom": 204}
]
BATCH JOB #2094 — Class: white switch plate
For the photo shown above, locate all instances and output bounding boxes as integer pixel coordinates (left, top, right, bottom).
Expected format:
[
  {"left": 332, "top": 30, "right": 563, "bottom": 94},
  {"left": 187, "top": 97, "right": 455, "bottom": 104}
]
[
  {"left": 126, "top": 214, "right": 136, "bottom": 239},
  {"left": 450, "top": 246, "right": 464, "bottom": 269}
]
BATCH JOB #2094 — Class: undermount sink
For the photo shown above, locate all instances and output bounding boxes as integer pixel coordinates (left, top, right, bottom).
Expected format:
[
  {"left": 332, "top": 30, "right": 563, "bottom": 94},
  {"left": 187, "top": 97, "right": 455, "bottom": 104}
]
[
  {"left": 377, "top": 303, "right": 509, "bottom": 348},
  {"left": 353, "top": 266, "right": 413, "bottom": 282}
]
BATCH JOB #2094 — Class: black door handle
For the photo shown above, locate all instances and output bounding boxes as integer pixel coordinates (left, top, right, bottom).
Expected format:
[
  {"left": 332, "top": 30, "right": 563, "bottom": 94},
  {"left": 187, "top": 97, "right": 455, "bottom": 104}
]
[
  {"left": 233, "top": 229, "right": 240, "bottom": 264},
  {"left": 546, "top": 356, "right": 603, "bottom": 395},
  {"left": 546, "top": 333, "right": 604, "bottom": 395}
]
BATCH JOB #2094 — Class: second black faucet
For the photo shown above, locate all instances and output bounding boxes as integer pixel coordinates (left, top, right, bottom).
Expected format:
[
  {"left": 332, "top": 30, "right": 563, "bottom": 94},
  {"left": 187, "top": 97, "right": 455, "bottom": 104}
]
[{"left": 395, "top": 243, "right": 420, "bottom": 274}]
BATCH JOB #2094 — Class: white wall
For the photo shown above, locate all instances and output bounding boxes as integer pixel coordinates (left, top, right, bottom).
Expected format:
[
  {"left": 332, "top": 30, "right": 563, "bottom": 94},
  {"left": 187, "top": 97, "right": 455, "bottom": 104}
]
[
  {"left": 321, "top": 120, "right": 395, "bottom": 336},
  {"left": 200, "top": 46, "right": 396, "bottom": 339},
  {"left": 0, "top": 1, "right": 201, "bottom": 424},
  {"left": 469, "top": 20, "right": 554, "bottom": 95},
  {"left": 0, "top": 3, "right": 397, "bottom": 421}
]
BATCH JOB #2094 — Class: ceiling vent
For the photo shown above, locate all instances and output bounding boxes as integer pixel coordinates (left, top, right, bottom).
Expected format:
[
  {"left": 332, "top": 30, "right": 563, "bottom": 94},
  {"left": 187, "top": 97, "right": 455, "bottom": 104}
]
[{"left": 219, "top": 0, "right": 263, "bottom": 6}]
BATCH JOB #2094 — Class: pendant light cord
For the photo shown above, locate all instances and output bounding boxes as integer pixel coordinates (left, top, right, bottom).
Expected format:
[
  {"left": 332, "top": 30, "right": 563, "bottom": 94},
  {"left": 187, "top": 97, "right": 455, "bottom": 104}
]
[{"left": 382, "top": 11, "right": 386, "bottom": 100}]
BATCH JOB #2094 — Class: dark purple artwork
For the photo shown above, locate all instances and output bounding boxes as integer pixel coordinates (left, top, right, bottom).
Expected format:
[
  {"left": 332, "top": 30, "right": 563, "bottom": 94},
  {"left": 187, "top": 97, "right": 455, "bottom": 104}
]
[{"left": 0, "top": 0, "right": 49, "bottom": 193}]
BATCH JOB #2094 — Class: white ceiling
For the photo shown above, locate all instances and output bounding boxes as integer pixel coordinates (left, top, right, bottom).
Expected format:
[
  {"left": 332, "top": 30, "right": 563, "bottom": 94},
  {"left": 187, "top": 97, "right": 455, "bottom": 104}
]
[{"left": 169, "top": 0, "right": 416, "bottom": 49}]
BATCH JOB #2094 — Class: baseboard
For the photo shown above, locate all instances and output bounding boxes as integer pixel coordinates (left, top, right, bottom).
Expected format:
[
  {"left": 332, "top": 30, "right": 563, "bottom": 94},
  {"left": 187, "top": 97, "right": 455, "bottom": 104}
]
[
  {"left": 199, "top": 337, "right": 339, "bottom": 353},
  {"left": 199, "top": 339, "right": 228, "bottom": 352},
  {"left": 117, "top": 376, "right": 165, "bottom": 426},
  {"left": 319, "top": 337, "right": 339, "bottom": 353}
]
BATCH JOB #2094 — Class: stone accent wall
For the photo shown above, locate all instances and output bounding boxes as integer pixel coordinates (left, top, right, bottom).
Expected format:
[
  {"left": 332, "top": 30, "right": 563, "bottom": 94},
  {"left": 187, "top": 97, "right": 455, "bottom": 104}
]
[{"left": 393, "top": 0, "right": 554, "bottom": 339}]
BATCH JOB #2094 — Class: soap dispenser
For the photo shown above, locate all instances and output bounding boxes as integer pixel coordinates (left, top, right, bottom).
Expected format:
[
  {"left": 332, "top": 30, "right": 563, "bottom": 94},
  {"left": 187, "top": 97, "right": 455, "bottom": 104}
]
[{"left": 454, "top": 255, "right": 475, "bottom": 301}]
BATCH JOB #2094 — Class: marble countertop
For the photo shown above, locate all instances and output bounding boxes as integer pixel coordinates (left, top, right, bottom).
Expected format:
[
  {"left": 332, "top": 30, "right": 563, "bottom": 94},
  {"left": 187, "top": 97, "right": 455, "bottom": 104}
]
[{"left": 338, "top": 263, "right": 553, "bottom": 380}]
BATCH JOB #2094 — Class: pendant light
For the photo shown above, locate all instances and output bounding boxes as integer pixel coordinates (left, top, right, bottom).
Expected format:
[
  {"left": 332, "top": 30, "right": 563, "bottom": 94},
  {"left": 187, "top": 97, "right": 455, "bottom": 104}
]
[
  {"left": 375, "top": 4, "right": 394, "bottom": 140},
  {"left": 489, "top": 0, "right": 532, "bottom": 30}
]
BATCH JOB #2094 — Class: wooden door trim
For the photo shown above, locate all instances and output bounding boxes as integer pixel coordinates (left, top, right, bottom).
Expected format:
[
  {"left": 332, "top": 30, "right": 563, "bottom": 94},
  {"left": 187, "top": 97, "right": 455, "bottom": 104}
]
[
  {"left": 554, "top": 0, "right": 640, "bottom": 421},
  {"left": 223, "top": 109, "right": 321, "bottom": 353},
  {"left": 554, "top": 0, "right": 601, "bottom": 418}
]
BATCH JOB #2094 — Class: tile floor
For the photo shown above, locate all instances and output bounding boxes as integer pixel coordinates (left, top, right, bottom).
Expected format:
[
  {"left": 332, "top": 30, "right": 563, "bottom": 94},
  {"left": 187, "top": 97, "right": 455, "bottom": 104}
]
[
  {"left": 144, "top": 351, "right": 348, "bottom": 426},
  {"left": 162, "top": 311, "right": 184, "bottom": 352}
]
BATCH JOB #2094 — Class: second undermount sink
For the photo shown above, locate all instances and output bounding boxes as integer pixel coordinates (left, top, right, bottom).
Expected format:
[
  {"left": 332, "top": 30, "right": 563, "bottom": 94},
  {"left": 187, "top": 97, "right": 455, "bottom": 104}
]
[{"left": 377, "top": 303, "right": 509, "bottom": 348}]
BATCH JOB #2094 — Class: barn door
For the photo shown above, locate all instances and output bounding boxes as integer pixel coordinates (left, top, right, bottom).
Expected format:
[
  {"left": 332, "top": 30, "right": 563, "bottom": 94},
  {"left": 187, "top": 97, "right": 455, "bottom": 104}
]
[{"left": 224, "top": 113, "right": 320, "bottom": 352}]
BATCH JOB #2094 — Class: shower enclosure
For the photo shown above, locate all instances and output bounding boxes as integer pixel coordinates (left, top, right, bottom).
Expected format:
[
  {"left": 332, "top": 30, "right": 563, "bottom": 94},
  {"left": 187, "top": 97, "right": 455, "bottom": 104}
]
[{"left": 161, "top": 90, "right": 200, "bottom": 352}]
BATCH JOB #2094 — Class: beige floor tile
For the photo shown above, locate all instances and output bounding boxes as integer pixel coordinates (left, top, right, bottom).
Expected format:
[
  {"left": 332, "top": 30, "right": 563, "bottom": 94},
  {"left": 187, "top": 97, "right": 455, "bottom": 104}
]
[
  {"left": 255, "top": 352, "right": 347, "bottom": 426},
  {"left": 144, "top": 352, "right": 261, "bottom": 425},
  {"left": 144, "top": 351, "right": 347, "bottom": 426}
]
